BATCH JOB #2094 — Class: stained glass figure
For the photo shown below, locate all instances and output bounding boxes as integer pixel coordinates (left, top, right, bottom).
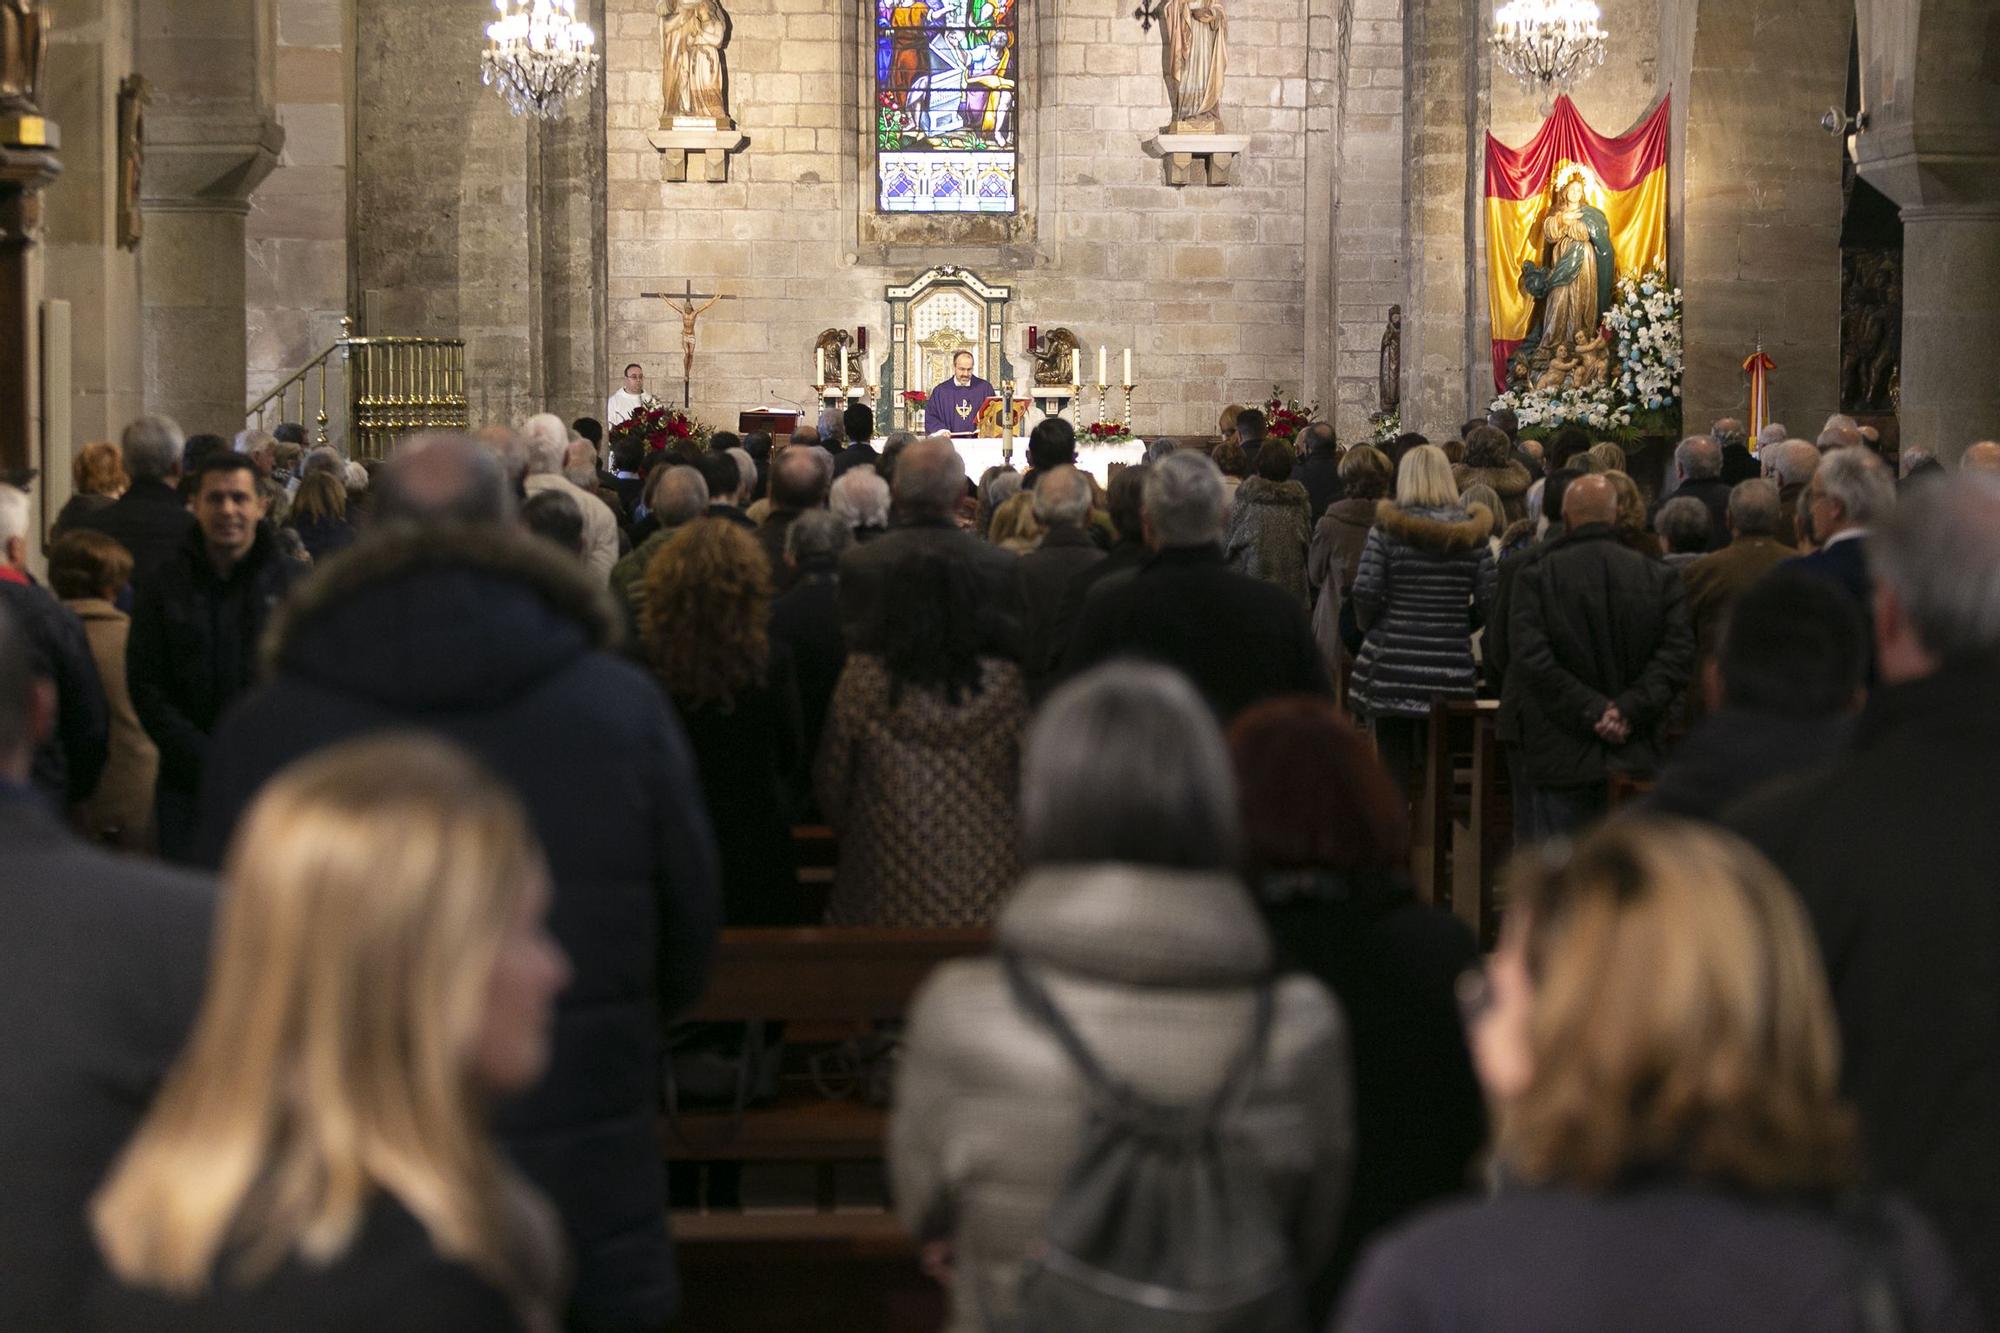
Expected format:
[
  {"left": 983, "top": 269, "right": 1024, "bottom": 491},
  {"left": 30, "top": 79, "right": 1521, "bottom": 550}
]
[{"left": 876, "top": 0, "right": 1017, "bottom": 214}]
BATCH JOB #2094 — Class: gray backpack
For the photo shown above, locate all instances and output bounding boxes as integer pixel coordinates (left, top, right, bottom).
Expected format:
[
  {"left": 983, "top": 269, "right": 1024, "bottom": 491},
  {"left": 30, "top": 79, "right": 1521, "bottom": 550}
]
[{"left": 1002, "top": 954, "right": 1308, "bottom": 1333}]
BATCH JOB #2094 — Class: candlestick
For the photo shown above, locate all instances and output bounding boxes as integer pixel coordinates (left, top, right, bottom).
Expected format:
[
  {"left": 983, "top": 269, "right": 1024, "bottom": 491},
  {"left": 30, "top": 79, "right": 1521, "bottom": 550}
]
[
  {"left": 1123, "top": 348, "right": 1133, "bottom": 387},
  {"left": 1097, "top": 346, "right": 1108, "bottom": 390},
  {"left": 1098, "top": 385, "right": 1108, "bottom": 427},
  {"left": 1072, "top": 354, "right": 1081, "bottom": 394},
  {"left": 840, "top": 352, "right": 849, "bottom": 391},
  {"left": 1123, "top": 385, "right": 1134, "bottom": 431}
]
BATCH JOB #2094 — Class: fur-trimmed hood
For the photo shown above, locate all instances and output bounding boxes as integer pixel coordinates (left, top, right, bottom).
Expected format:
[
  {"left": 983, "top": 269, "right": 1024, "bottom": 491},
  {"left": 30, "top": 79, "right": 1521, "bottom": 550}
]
[
  {"left": 264, "top": 521, "right": 625, "bottom": 711},
  {"left": 1373, "top": 500, "right": 1494, "bottom": 553},
  {"left": 1452, "top": 460, "right": 1533, "bottom": 499}
]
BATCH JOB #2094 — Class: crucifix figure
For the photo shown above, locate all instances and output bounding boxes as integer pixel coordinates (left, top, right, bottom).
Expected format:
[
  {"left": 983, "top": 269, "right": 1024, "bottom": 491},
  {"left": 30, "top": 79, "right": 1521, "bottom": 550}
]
[{"left": 641, "top": 280, "right": 737, "bottom": 408}]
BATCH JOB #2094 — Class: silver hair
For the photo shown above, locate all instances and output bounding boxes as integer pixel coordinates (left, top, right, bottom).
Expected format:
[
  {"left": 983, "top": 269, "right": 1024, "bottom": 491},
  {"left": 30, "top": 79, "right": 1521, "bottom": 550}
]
[
  {"left": 1525, "top": 477, "right": 1545, "bottom": 526},
  {"left": 883, "top": 430, "right": 918, "bottom": 451},
  {"left": 653, "top": 465, "right": 710, "bottom": 527},
  {"left": 120, "top": 415, "right": 186, "bottom": 483},
  {"left": 727, "top": 447, "right": 757, "bottom": 500},
  {"left": 1674, "top": 435, "right": 1722, "bottom": 481},
  {"left": 1769, "top": 440, "right": 1821, "bottom": 487},
  {"left": 785, "top": 507, "right": 852, "bottom": 565},
  {"left": 1711, "top": 418, "right": 1747, "bottom": 450},
  {"left": 1817, "top": 425, "right": 1864, "bottom": 453},
  {"left": 378, "top": 433, "right": 514, "bottom": 525},
  {"left": 1899, "top": 448, "right": 1936, "bottom": 479},
  {"left": 1725, "top": 478, "right": 1780, "bottom": 537},
  {"left": 1758, "top": 422, "right": 1789, "bottom": 447},
  {"left": 1815, "top": 446, "right": 1895, "bottom": 527},
  {"left": 1656, "top": 496, "right": 1713, "bottom": 554},
  {"left": 302, "top": 446, "right": 345, "bottom": 479},
  {"left": 1822, "top": 413, "right": 1860, "bottom": 434},
  {"left": 1019, "top": 661, "right": 1239, "bottom": 870},
  {"left": 1031, "top": 465, "right": 1092, "bottom": 529},
  {"left": 520, "top": 413, "right": 570, "bottom": 474},
  {"left": 563, "top": 438, "right": 599, "bottom": 490},
  {"left": 829, "top": 467, "right": 890, "bottom": 530},
  {"left": 234, "top": 428, "right": 276, "bottom": 457},
  {"left": 1143, "top": 450, "right": 1226, "bottom": 548},
  {"left": 0, "top": 484, "right": 28, "bottom": 545},
  {"left": 893, "top": 438, "right": 967, "bottom": 518},
  {"left": 1144, "top": 438, "right": 1180, "bottom": 464},
  {"left": 1868, "top": 474, "right": 2000, "bottom": 664},
  {"left": 979, "top": 468, "right": 1021, "bottom": 513},
  {"left": 343, "top": 460, "right": 369, "bottom": 492}
]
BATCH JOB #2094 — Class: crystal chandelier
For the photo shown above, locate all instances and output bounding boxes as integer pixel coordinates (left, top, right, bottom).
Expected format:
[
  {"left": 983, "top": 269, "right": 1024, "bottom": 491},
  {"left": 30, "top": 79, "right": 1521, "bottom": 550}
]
[
  {"left": 480, "top": 0, "right": 601, "bottom": 121},
  {"left": 1491, "top": 0, "right": 1607, "bottom": 101}
]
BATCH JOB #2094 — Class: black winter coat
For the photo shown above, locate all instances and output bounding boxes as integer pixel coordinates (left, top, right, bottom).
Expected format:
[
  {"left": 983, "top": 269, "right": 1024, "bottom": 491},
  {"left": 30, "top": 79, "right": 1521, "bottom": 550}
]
[
  {"left": 837, "top": 517, "right": 1023, "bottom": 658},
  {"left": 1291, "top": 446, "right": 1346, "bottom": 523},
  {"left": 0, "top": 576, "right": 108, "bottom": 804},
  {"left": 1347, "top": 502, "right": 1496, "bottom": 720},
  {"left": 1015, "top": 525, "right": 1105, "bottom": 697},
  {"left": 126, "top": 524, "right": 307, "bottom": 802},
  {"left": 193, "top": 525, "right": 721, "bottom": 1333},
  {"left": 0, "top": 795, "right": 212, "bottom": 1333},
  {"left": 1061, "top": 545, "right": 1330, "bottom": 720},
  {"left": 1658, "top": 474, "right": 1732, "bottom": 552},
  {"left": 1634, "top": 708, "right": 1852, "bottom": 824},
  {"left": 71, "top": 479, "right": 196, "bottom": 588},
  {"left": 1730, "top": 658, "right": 2000, "bottom": 1323},
  {"left": 1506, "top": 524, "right": 1694, "bottom": 787},
  {"left": 770, "top": 563, "right": 846, "bottom": 784}
]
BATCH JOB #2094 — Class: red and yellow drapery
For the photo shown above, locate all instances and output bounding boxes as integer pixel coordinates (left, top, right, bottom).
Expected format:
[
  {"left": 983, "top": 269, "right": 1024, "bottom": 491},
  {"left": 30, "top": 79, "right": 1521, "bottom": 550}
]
[{"left": 1485, "top": 94, "right": 1671, "bottom": 391}]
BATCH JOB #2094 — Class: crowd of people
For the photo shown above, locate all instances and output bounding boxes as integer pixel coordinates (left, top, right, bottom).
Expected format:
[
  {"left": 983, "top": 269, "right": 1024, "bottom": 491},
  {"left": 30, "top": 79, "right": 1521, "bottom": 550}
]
[{"left": 1, "top": 397, "right": 1997, "bottom": 1331}]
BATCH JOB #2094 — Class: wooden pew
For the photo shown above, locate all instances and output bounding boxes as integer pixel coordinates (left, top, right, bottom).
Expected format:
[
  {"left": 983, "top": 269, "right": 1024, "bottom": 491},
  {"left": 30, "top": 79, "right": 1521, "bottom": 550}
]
[{"left": 1423, "top": 698, "right": 1510, "bottom": 948}]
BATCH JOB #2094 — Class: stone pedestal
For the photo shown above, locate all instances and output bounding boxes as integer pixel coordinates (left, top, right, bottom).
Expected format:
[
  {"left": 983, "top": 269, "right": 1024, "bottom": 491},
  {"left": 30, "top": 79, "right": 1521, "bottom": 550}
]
[
  {"left": 1895, "top": 204, "right": 2000, "bottom": 460},
  {"left": 0, "top": 127, "right": 62, "bottom": 481},
  {"left": 1140, "top": 132, "right": 1251, "bottom": 187},
  {"left": 649, "top": 127, "right": 748, "bottom": 183}
]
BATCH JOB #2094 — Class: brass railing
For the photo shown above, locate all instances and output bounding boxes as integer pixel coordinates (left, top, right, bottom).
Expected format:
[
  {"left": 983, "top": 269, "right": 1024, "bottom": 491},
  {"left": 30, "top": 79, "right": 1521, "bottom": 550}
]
[{"left": 247, "top": 318, "right": 470, "bottom": 460}]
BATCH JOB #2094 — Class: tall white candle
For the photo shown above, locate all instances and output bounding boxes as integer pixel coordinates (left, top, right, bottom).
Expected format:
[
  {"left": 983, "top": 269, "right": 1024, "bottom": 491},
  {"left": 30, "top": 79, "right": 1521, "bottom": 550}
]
[
  {"left": 1124, "top": 348, "right": 1133, "bottom": 387},
  {"left": 1097, "top": 346, "right": 1107, "bottom": 389},
  {"left": 840, "top": 349, "right": 850, "bottom": 390},
  {"left": 815, "top": 347, "right": 825, "bottom": 386},
  {"left": 1072, "top": 353, "right": 1081, "bottom": 393}
]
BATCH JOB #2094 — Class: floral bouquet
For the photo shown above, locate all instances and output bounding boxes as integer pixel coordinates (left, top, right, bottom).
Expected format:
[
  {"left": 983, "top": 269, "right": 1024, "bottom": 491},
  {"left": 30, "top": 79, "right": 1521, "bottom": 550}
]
[
  {"left": 1261, "top": 387, "right": 1322, "bottom": 444},
  {"left": 1084, "top": 421, "right": 1134, "bottom": 444},
  {"left": 901, "top": 390, "right": 929, "bottom": 406},
  {"left": 1369, "top": 409, "right": 1402, "bottom": 445},
  {"left": 1491, "top": 268, "right": 1682, "bottom": 442},
  {"left": 609, "top": 402, "right": 710, "bottom": 460}
]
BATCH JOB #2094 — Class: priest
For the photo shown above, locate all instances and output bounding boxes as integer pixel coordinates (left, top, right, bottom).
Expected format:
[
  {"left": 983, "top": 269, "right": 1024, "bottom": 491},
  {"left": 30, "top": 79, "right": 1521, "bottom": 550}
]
[
  {"left": 607, "top": 363, "right": 648, "bottom": 428},
  {"left": 924, "top": 349, "right": 995, "bottom": 436}
]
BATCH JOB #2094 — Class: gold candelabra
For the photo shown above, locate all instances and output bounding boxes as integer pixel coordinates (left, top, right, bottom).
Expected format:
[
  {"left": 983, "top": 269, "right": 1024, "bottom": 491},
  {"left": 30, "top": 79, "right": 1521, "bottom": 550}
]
[{"left": 1122, "top": 384, "right": 1135, "bottom": 431}]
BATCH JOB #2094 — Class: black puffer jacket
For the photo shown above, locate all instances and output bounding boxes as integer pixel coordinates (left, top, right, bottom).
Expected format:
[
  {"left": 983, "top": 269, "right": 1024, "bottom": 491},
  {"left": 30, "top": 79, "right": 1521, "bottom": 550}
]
[
  {"left": 1506, "top": 523, "right": 1694, "bottom": 787},
  {"left": 194, "top": 524, "right": 721, "bottom": 1333},
  {"left": 1347, "top": 502, "right": 1496, "bottom": 719}
]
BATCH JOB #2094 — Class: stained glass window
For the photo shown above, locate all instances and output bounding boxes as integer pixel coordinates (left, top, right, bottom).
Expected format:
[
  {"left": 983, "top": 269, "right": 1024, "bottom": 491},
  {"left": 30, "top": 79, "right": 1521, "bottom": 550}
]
[{"left": 876, "top": 1, "right": 1018, "bottom": 214}]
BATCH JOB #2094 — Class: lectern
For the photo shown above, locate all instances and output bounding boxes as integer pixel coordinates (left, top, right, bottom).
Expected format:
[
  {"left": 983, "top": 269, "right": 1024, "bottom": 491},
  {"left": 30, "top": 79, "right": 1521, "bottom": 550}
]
[{"left": 738, "top": 409, "right": 800, "bottom": 437}]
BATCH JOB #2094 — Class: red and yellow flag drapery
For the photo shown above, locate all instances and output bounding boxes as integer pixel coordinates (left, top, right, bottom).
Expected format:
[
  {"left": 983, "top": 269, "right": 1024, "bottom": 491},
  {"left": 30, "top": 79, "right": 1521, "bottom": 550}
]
[{"left": 1485, "top": 94, "right": 1671, "bottom": 391}]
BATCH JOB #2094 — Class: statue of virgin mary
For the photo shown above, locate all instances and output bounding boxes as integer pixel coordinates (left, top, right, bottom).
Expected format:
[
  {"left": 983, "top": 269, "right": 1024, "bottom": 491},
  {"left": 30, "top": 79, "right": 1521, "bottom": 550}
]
[
  {"left": 1517, "top": 163, "right": 1615, "bottom": 378},
  {"left": 1160, "top": 0, "right": 1226, "bottom": 134},
  {"left": 658, "top": 0, "right": 732, "bottom": 128}
]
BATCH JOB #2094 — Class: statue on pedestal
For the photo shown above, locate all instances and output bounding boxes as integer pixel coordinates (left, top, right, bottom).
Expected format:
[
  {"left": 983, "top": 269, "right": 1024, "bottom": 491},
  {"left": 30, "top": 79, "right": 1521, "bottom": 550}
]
[
  {"left": 0, "top": 0, "right": 49, "bottom": 116},
  {"left": 658, "top": 0, "right": 732, "bottom": 129},
  {"left": 1516, "top": 163, "right": 1614, "bottom": 383},
  {"left": 1032, "top": 327, "right": 1081, "bottom": 388},
  {"left": 1378, "top": 306, "right": 1401, "bottom": 415},
  {"left": 1160, "top": 0, "right": 1227, "bottom": 134}
]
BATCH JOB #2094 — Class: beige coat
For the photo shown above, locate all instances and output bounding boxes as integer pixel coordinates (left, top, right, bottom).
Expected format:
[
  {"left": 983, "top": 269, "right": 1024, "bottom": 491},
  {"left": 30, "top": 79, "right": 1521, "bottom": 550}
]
[
  {"left": 63, "top": 598, "right": 158, "bottom": 851},
  {"left": 523, "top": 473, "right": 620, "bottom": 578},
  {"left": 890, "top": 864, "right": 1353, "bottom": 1331}
]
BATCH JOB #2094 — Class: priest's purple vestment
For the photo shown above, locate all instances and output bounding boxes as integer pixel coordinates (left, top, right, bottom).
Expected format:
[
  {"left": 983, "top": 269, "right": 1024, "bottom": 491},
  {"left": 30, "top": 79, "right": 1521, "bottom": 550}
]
[{"left": 924, "top": 376, "right": 995, "bottom": 435}]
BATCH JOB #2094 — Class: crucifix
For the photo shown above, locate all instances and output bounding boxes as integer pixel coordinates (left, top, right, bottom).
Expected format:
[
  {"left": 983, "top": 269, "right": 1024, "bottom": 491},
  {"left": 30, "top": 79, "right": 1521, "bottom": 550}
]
[{"left": 640, "top": 279, "right": 737, "bottom": 408}]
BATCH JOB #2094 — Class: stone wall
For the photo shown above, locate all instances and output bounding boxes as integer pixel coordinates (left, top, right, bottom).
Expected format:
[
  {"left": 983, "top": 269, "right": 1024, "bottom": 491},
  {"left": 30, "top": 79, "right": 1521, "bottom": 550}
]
[
  {"left": 246, "top": 0, "right": 351, "bottom": 429},
  {"left": 604, "top": 0, "right": 1372, "bottom": 439}
]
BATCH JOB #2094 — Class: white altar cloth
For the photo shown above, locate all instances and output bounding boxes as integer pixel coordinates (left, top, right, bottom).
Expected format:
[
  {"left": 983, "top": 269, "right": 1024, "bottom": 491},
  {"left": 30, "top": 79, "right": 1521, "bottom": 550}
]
[{"left": 890, "top": 436, "right": 1148, "bottom": 487}]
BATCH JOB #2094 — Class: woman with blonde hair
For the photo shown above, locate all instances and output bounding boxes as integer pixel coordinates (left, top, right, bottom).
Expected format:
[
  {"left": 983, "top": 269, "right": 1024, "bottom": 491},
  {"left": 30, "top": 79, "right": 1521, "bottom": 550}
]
[
  {"left": 1603, "top": 469, "right": 1662, "bottom": 558},
  {"left": 642, "top": 517, "right": 803, "bottom": 925},
  {"left": 52, "top": 441, "right": 129, "bottom": 537},
  {"left": 985, "top": 489, "right": 1043, "bottom": 554},
  {"left": 88, "top": 735, "right": 570, "bottom": 1331},
  {"left": 1346, "top": 443, "right": 1495, "bottom": 795},
  {"left": 1339, "top": 819, "right": 1981, "bottom": 1331},
  {"left": 284, "top": 469, "right": 357, "bottom": 564}
]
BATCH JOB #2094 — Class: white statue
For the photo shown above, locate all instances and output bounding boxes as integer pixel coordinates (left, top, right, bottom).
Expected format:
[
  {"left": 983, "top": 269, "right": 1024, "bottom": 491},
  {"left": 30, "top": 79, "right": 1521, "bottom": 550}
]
[
  {"left": 1161, "top": 0, "right": 1226, "bottom": 134},
  {"left": 659, "top": 0, "right": 731, "bottom": 129}
]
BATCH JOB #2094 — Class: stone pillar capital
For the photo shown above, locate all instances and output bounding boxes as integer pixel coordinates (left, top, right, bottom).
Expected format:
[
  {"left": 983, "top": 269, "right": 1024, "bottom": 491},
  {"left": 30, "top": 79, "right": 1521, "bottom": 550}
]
[{"left": 139, "top": 110, "right": 283, "bottom": 215}]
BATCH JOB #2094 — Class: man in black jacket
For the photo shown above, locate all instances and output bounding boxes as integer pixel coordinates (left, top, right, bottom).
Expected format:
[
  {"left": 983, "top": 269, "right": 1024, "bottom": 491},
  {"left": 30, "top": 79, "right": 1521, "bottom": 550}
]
[
  {"left": 1732, "top": 475, "right": 2000, "bottom": 1325},
  {"left": 1289, "top": 422, "right": 1344, "bottom": 523},
  {"left": 1063, "top": 451, "right": 1328, "bottom": 719},
  {"left": 194, "top": 434, "right": 721, "bottom": 1332},
  {"left": 127, "top": 453, "right": 307, "bottom": 861},
  {"left": 1015, "top": 465, "right": 1105, "bottom": 699},
  {"left": 756, "top": 443, "right": 831, "bottom": 585},
  {"left": 0, "top": 601, "right": 213, "bottom": 1332},
  {"left": 1507, "top": 475, "right": 1694, "bottom": 839},
  {"left": 1656, "top": 434, "right": 1732, "bottom": 551},
  {"left": 832, "top": 403, "right": 881, "bottom": 478},
  {"left": 0, "top": 485, "right": 107, "bottom": 805},
  {"left": 838, "top": 436, "right": 1023, "bottom": 656},
  {"left": 73, "top": 415, "right": 197, "bottom": 588}
]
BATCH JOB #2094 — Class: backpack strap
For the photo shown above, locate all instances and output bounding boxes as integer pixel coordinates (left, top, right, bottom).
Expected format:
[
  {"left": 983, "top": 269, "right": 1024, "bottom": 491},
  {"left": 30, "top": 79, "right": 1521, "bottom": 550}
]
[{"left": 1002, "top": 951, "right": 1275, "bottom": 1129}]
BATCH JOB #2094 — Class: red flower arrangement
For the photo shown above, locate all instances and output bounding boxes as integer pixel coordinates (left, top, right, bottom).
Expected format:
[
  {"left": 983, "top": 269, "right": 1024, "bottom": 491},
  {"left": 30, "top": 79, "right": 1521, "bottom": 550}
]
[
  {"left": 901, "top": 390, "right": 929, "bottom": 405},
  {"left": 1261, "top": 386, "right": 1323, "bottom": 444},
  {"left": 1084, "top": 420, "right": 1134, "bottom": 444},
  {"left": 609, "top": 403, "right": 710, "bottom": 460}
]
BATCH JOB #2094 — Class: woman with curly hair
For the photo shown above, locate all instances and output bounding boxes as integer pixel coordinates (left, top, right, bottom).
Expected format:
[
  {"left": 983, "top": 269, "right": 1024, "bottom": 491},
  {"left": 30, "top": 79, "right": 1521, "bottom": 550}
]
[
  {"left": 815, "top": 550, "right": 1027, "bottom": 926},
  {"left": 640, "top": 518, "right": 803, "bottom": 925},
  {"left": 1604, "top": 469, "right": 1662, "bottom": 559}
]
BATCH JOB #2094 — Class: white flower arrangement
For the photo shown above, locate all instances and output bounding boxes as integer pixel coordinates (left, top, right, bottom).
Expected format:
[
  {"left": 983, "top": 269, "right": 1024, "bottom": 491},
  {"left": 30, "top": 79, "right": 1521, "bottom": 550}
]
[{"left": 1491, "top": 268, "right": 1682, "bottom": 438}]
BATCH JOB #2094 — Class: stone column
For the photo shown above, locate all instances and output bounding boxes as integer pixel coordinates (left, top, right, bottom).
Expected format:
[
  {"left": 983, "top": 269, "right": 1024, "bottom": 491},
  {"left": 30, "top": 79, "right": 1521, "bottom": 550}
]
[
  {"left": 1853, "top": 0, "right": 2000, "bottom": 462},
  {"left": 137, "top": 0, "right": 282, "bottom": 436},
  {"left": 1401, "top": 0, "right": 1481, "bottom": 440},
  {"left": 0, "top": 0, "right": 61, "bottom": 481}
]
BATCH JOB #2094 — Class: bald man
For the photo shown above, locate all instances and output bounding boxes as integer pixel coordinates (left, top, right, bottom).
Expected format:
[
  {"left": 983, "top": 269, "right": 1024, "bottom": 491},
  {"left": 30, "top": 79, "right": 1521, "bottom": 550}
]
[
  {"left": 1961, "top": 441, "right": 2000, "bottom": 474},
  {"left": 1504, "top": 472, "right": 1695, "bottom": 840}
]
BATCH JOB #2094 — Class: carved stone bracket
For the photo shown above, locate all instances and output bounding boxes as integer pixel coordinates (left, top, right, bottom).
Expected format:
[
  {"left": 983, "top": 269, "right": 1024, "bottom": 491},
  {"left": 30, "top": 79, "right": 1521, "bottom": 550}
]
[
  {"left": 649, "top": 127, "right": 747, "bottom": 184},
  {"left": 1140, "top": 131, "right": 1250, "bottom": 187}
]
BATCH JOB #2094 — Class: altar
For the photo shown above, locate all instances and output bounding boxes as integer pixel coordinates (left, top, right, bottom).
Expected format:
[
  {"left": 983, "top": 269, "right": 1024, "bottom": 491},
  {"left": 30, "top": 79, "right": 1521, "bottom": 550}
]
[{"left": 919, "top": 436, "right": 1148, "bottom": 488}]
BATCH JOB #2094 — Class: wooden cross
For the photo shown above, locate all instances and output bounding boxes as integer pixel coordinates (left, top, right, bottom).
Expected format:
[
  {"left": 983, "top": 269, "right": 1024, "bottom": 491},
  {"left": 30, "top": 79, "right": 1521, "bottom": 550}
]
[{"left": 640, "top": 279, "right": 738, "bottom": 408}]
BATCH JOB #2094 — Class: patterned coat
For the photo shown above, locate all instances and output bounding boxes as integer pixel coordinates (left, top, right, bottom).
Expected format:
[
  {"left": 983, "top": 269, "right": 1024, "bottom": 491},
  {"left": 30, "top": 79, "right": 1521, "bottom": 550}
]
[
  {"left": 815, "top": 653, "right": 1026, "bottom": 926},
  {"left": 1224, "top": 475, "right": 1314, "bottom": 606},
  {"left": 1347, "top": 501, "right": 1497, "bottom": 720}
]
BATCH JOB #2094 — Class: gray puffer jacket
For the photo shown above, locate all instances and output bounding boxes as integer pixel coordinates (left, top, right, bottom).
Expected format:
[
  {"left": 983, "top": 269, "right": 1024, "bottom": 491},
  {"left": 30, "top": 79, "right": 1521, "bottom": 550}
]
[
  {"left": 1347, "top": 501, "right": 1497, "bottom": 719},
  {"left": 890, "top": 863, "right": 1354, "bottom": 1331}
]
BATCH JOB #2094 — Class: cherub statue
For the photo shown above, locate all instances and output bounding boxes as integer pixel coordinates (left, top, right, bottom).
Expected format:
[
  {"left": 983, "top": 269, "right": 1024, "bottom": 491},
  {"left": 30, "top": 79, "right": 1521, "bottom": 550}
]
[
  {"left": 1536, "top": 342, "right": 1580, "bottom": 394},
  {"left": 1570, "top": 329, "right": 1611, "bottom": 390}
]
